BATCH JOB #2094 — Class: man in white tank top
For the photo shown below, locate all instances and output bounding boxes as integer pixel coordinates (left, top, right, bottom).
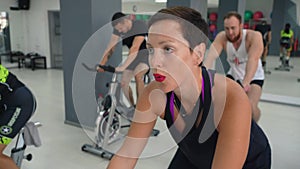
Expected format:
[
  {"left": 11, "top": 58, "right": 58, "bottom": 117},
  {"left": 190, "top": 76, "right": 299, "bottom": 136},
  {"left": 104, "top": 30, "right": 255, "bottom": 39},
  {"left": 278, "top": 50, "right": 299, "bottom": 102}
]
[{"left": 205, "top": 11, "right": 264, "bottom": 122}]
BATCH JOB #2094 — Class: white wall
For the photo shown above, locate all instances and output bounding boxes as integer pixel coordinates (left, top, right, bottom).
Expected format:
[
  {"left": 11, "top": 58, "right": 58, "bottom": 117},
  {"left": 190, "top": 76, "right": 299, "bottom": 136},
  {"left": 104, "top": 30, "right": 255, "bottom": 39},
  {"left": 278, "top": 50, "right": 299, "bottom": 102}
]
[
  {"left": 246, "top": 0, "right": 274, "bottom": 23},
  {"left": 122, "top": 0, "right": 220, "bottom": 14},
  {"left": 291, "top": 0, "right": 300, "bottom": 25},
  {"left": 0, "top": 0, "right": 59, "bottom": 68},
  {"left": 122, "top": 2, "right": 165, "bottom": 14},
  {"left": 24, "top": 0, "right": 59, "bottom": 67}
]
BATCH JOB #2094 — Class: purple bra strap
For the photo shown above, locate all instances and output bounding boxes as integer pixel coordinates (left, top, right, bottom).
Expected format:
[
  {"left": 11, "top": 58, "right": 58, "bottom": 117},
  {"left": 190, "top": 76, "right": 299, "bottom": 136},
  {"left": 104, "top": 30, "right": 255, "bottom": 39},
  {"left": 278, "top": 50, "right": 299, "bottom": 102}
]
[
  {"left": 170, "top": 92, "right": 175, "bottom": 121},
  {"left": 201, "top": 76, "right": 205, "bottom": 103}
]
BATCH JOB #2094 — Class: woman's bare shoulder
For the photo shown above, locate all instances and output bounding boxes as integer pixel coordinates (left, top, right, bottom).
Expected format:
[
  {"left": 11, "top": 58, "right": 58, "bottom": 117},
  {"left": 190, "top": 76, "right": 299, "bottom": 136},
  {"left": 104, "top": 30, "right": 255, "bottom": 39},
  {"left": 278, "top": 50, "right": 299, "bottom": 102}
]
[{"left": 213, "top": 73, "right": 251, "bottom": 125}]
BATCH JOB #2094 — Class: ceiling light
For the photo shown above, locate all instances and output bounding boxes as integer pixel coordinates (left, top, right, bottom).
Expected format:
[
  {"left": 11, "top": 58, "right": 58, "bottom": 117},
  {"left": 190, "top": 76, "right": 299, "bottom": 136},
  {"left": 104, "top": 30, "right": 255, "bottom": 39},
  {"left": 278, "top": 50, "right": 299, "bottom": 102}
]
[{"left": 155, "top": 0, "right": 167, "bottom": 3}]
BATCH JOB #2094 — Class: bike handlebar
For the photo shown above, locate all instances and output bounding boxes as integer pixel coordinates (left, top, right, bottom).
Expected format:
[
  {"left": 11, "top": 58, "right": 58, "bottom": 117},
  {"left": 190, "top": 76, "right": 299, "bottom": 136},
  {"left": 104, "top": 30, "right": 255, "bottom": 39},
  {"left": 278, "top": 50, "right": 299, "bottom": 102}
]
[{"left": 98, "top": 65, "right": 115, "bottom": 73}]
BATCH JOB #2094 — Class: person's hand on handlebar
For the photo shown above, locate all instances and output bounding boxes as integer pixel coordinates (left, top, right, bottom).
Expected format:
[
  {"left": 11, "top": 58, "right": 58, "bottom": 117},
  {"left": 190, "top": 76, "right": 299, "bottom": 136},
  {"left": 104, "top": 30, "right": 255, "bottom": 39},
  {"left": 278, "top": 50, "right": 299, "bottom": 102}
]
[
  {"left": 115, "top": 66, "right": 126, "bottom": 72},
  {"left": 96, "top": 65, "right": 105, "bottom": 72},
  {"left": 96, "top": 65, "right": 116, "bottom": 73}
]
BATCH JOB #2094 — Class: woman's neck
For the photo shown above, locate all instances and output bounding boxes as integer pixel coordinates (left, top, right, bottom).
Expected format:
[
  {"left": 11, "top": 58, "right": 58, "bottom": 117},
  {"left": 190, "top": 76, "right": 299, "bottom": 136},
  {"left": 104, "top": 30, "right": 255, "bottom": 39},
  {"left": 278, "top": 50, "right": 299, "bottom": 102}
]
[{"left": 173, "top": 68, "right": 202, "bottom": 112}]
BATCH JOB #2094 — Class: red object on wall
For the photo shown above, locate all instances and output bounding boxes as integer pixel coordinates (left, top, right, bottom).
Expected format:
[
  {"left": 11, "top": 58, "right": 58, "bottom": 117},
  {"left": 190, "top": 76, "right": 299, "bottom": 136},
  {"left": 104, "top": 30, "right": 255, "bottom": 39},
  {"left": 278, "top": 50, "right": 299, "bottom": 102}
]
[
  {"left": 209, "top": 12, "right": 218, "bottom": 22},
  {"left": 243, "top": 23, "right": 250, "bottom": 29},
  {"left": 209, "top": 24, "right": 217, "bottom": 32},
  {"left": 129, "top": 14, "right": 136, "bottom": 20},
  {"left": 294, "top": 38, "right": 298, "bottom": 51},
  {"left": 253, "top": 11, "right": 264, "bottom": 21}
]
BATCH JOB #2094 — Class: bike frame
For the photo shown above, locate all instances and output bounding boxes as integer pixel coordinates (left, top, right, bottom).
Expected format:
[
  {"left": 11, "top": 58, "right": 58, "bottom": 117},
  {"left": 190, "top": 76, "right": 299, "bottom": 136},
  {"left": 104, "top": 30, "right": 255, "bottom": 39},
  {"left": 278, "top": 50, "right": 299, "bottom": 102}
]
[
  {"left": 81, "top": 64, "right": 158, "bottom": 160},
  {"left": 11, "top": 121, "right": 41, "bottom": 168}
]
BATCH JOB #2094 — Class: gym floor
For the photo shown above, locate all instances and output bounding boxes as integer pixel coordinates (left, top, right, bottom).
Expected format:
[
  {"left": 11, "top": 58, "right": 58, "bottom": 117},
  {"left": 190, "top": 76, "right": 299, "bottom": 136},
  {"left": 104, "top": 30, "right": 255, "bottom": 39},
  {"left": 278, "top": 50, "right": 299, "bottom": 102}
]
[{"left": 3, "top": 55, "right": 300, "bottom": 169}]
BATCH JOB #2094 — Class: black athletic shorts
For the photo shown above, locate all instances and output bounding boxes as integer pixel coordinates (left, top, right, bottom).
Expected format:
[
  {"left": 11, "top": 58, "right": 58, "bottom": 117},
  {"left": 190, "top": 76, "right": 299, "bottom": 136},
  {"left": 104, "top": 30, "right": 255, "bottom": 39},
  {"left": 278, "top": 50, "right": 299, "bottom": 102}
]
[
  {"left": 226, "top": 74, "right": 264, "bottom": 88},
  {"left": 127, "top": 49, "right": 149, "bottom": 71},
  {"left": 0, "top": 86, "right": 36, "bottom": 145},
  {"left": 250, "top": 80, "right": 264, "bottom": 88}
]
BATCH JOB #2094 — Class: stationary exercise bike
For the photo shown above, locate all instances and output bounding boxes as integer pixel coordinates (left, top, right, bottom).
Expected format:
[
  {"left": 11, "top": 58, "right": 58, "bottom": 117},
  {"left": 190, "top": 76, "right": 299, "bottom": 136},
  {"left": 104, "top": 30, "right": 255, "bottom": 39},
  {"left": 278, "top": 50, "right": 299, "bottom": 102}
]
[
  {"left": 81, "top": 64, "right": 159, "bottom": 160},
  {"left": 11, "top": 121, "right": 42, "bottom": 168},
  {"left": 275, "top": 38, "right": 293, "bottom": 71}
]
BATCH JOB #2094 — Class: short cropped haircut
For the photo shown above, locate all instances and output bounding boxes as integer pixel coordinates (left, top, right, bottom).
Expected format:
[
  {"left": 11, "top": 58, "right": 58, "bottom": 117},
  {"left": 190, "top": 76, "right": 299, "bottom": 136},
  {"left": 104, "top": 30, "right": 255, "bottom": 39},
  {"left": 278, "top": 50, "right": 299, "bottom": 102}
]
[
  {"left": 148, "top": 6, "right": 209, "bottom": 49},
  {"left": 111, "top": 12, "right": 127, "bottom": 27},
  {"left": 223, "top": 11, "right": 242, "bottom": 24}
]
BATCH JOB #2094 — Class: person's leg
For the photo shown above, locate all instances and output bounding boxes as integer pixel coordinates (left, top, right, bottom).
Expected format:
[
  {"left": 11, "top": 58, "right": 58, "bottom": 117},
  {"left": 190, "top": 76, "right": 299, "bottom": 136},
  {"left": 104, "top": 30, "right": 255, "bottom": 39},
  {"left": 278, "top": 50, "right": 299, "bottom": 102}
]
[
  {"left": 121, "top": 70, "right": 135, "bottom": 106},
  {"left": 247, "top": 82, "right": 263, "bottom": 122},
  {"left": 262, "top": 46, "right": 268, "bottom": 67},
  {"left": 279, "top": 45, "right": 283, "bottom": 58},
  {"left": 262, "top": 45, "right": 271, "bottom": 74},
  {"left": 264, "top": 45, "right": 269, "bottom": 58},
  {"left": 133, "top": 63, "right": 149, "bottom": 99},
  {"left": 286, "top": 47, "right": 292, "bottom": 66},
  {"left": 0, "top": 144, "right": 19, "bottom": 169}
]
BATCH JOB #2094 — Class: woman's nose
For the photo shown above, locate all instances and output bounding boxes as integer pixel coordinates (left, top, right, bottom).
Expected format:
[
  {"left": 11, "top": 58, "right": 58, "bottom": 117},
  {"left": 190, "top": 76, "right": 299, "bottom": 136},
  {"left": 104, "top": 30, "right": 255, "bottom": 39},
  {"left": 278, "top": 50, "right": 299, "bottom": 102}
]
[{"left": 150, "top": 49, "right": 163, "bottom": 68}]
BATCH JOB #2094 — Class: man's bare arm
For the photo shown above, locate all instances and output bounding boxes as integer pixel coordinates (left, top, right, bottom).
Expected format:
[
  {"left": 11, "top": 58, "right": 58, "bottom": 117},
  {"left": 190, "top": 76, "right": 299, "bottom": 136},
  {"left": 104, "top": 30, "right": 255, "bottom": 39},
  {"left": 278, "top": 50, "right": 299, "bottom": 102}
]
[
  {"left": 99, "top": 34, "right": 119, "bottom": 65},
  {"left": 205, "top": 32, "right": 225, "bottom": 69},
  {"left": 243, "top": 31, "right": 263, "bottom": 85}
]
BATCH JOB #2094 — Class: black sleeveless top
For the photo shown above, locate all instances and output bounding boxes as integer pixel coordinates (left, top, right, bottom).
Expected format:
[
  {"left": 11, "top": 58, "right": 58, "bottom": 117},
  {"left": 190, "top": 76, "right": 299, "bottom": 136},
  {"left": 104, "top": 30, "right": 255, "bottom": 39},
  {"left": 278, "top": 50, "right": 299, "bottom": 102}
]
[
  {"left": 164, "top": 67, "right": 271, "bottom": 168},
  {"left": 164, "top": 67, "right": 218, "bottom": 168},
  {"left": 0, "top": 72, "right": 24, "bottom": 101}
]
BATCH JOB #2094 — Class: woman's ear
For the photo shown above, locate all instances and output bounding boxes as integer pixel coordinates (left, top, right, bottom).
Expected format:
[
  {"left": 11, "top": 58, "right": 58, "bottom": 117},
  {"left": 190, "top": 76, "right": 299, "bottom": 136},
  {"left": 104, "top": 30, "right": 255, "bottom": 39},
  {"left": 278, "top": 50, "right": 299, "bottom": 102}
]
[{"left": 192, "top": 43, "right": 206, "bottom": 65}]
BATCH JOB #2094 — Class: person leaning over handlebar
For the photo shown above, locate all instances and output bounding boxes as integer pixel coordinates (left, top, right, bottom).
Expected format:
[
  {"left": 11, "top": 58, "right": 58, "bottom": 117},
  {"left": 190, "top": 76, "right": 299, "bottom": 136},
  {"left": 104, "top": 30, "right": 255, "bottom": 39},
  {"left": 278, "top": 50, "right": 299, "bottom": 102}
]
[
  {"left": 97, "top": 12, "right": 149, "bottom": 106},
  {"left": 106, "top": 6, "right": 271, "bottom": 169}
]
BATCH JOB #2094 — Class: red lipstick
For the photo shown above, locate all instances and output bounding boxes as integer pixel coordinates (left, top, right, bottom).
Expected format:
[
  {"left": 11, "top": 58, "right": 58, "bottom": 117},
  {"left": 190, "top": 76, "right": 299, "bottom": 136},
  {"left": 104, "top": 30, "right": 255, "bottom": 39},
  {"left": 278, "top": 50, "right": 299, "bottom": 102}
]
[{"left": 153, "top": 73, "right": 166, "bottom": 82}]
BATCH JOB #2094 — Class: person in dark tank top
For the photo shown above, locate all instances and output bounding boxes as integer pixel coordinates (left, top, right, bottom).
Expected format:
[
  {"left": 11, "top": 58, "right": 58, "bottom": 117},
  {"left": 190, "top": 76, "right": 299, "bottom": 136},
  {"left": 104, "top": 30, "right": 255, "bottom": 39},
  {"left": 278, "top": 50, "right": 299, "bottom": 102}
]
[
  {"left": 106, "top": 7, "right": 271, "bottom": 169},
  {"left": 97, "top": 12, "right": 149, "bottom": 106}
]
